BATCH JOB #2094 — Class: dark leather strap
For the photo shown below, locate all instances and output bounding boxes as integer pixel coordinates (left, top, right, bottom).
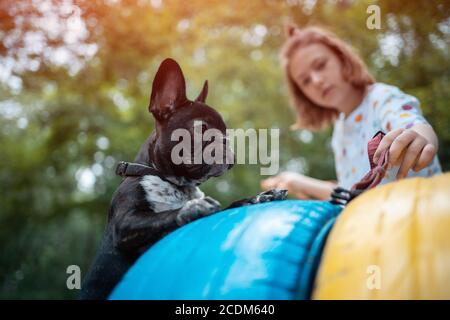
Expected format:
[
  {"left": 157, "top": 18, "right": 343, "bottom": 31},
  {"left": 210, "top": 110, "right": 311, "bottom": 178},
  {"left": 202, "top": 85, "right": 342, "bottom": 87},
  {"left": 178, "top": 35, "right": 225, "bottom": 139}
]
[{"left": 115, "top": 161, "right": 169, "bottom": 182}]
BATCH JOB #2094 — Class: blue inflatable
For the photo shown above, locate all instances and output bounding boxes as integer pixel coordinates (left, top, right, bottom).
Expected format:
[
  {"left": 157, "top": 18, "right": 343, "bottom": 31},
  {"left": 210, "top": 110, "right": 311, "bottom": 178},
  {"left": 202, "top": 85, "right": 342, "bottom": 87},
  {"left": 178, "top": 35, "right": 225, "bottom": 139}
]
[{"left": 109, "top": 200, "right": 341, "bottom": 300}]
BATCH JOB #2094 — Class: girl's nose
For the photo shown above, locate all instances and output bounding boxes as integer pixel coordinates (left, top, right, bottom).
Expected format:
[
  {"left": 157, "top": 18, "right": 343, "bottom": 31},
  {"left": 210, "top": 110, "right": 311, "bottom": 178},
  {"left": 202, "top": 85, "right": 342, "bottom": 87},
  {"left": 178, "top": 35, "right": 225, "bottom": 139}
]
[{"left": 311, "top": 72, "right": 323, "bottom": 87}]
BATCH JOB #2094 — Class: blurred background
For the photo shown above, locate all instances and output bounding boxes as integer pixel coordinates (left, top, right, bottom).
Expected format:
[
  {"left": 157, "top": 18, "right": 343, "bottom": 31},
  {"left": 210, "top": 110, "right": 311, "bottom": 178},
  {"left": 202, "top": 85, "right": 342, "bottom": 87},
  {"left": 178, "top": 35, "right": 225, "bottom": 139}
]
[{"left": 0, "top": 0, "right": 448, "bottom": 299}]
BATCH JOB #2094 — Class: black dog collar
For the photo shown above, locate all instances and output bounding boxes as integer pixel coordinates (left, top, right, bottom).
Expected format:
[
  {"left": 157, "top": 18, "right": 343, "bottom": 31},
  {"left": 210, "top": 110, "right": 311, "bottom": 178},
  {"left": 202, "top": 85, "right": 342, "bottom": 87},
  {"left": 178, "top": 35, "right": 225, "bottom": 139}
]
[{"left": 115, "top": 161, "right": 170, "bottom": 182}]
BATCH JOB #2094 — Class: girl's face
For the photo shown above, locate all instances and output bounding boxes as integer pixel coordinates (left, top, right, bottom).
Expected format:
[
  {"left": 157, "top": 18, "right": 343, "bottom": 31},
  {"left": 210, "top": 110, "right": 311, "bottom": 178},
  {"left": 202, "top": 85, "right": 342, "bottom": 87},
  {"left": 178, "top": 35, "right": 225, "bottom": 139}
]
[{"left": 288, "top": 42, "right": 355, "bottom": 111}]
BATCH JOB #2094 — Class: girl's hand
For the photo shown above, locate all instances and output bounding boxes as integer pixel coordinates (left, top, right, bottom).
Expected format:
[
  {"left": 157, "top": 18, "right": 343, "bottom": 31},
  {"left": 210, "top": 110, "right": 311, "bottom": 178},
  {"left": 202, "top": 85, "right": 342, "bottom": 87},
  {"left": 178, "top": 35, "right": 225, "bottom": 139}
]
[
  {"left": 261, "top": 172, "right": 336, "bottom": 200},
  {"left": 373, "top": 128, "right": 437, "bottom": 179},
  {"left": 261, "top": 172, "right": 312, "bottom": 199}
]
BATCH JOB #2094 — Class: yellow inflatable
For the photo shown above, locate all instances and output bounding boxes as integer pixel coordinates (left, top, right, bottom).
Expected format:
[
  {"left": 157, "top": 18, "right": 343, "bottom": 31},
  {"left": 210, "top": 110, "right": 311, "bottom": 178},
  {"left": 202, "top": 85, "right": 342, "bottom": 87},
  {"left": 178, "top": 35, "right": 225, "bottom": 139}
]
[{"left": 313, "top": 173, "right": 450, "bottom": 299}]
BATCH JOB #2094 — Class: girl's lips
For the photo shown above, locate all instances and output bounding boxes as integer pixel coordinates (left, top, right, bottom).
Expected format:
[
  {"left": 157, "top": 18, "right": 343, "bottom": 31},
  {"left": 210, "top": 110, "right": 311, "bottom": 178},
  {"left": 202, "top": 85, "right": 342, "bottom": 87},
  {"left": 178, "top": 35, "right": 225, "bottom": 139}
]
[{"left": 323, "top": 86, "right": 334, "bottom": 98}]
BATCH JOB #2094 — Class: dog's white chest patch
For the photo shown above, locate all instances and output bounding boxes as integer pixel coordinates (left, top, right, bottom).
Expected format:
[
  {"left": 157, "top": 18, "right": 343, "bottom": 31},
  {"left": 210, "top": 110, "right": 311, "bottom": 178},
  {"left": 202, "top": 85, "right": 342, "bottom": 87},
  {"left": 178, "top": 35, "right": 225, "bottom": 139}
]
[{"left": 139, "top": 175, "right": 204, "bottom": 213}]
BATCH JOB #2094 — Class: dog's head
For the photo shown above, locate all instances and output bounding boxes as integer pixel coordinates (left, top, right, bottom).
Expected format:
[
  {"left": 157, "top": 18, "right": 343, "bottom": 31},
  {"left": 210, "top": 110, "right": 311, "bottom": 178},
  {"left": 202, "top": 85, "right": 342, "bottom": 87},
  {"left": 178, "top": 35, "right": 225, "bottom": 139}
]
[{"left": 147, "top": 58, "right": 234, "bottom": 186}]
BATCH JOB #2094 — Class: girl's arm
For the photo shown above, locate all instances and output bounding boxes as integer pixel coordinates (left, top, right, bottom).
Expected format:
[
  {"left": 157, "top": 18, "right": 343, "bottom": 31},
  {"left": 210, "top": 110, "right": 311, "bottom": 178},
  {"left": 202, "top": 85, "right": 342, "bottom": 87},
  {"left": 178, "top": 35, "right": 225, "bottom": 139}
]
[
  {"left": 371, "top": 84, "right": 440, "bottom": 180},
  {"left": 261, "top": 172, "right": 337, "bottom": 200}
]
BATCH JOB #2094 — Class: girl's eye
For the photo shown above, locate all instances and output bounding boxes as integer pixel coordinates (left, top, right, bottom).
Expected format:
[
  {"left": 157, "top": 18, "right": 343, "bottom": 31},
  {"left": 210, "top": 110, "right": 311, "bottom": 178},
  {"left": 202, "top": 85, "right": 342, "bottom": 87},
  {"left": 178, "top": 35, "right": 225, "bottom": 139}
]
[{"left": 317, "top": 59, "right": 327, "bottom": 70}]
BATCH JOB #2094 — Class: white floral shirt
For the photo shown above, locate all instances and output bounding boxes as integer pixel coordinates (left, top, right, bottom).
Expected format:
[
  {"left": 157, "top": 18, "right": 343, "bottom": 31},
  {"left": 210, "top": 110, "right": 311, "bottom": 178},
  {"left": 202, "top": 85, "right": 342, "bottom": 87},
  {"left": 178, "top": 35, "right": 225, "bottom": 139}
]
[{"left": 331, "top": 82, "right": 442, "bottom": 189}]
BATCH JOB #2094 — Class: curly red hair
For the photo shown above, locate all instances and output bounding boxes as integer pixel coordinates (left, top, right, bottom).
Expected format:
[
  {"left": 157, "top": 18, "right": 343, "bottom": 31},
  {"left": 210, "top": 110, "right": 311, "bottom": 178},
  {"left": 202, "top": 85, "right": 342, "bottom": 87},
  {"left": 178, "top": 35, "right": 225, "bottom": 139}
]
[{"left": 280, "top": 24, "right": 375, "bottom": 131}]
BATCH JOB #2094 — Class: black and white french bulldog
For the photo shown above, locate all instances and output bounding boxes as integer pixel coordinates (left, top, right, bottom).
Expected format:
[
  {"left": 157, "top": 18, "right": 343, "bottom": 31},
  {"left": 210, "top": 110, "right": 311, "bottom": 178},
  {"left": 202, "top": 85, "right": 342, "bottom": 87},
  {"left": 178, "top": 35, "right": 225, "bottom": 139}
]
[{"left": 79, "top": 58, "right": 287, "bottom": 300}]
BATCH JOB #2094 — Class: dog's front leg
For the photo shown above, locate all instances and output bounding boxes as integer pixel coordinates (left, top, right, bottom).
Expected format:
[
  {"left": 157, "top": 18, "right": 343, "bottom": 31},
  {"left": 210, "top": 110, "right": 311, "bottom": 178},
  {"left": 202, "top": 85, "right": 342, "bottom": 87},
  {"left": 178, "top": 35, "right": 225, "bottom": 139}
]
[
  {"left": 225, "top": 188, "right": 288, "bottom": 209},
  {"left": 112, "top": 197, "right": 222, "bottom": 254},
  {"left": 112, "top": 209, "right": 180, "bottom": 254},
  {"left": 176, "top": 196, "right": 222, "bottom": 226}
]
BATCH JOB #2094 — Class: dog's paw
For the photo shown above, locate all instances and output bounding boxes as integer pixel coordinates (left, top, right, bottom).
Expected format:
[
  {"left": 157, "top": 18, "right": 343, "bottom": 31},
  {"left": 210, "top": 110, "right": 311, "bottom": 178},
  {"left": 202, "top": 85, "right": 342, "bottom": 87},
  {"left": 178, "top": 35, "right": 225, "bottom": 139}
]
[
  {"left": 176, "top": 197, "right": 221, "bottom": 226},
  {"left": 203, "top": 196, "right": 222, "bottom": 210},
  {"left": 253, "top": 188, "right": 288, "bottom": 204}
]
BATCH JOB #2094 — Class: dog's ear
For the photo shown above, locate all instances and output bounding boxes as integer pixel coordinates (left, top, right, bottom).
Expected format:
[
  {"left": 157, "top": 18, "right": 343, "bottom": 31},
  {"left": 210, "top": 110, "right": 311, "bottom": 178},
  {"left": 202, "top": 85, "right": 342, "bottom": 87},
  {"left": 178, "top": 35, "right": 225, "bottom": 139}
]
[
  {"left": 194, "top": 80, "right": 208, "bottom": 103},
  {"left": 149, "top": 58, "right": 189, "bottom": 121}
]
